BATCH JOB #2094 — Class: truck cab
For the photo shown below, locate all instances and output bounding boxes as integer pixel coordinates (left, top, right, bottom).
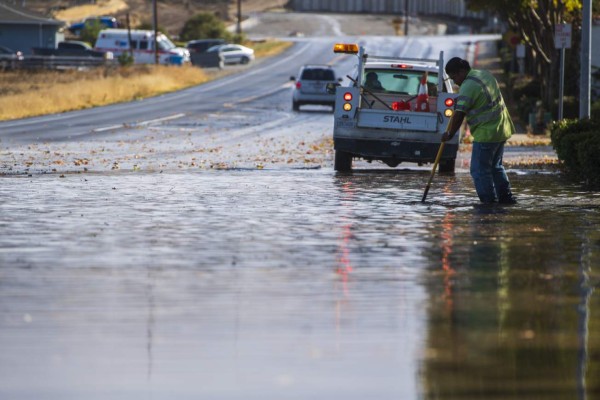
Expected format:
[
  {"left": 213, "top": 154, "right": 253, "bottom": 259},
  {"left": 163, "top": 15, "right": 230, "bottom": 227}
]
[{"left": 332, "top": 43, "right": 459, "bottom": 172}]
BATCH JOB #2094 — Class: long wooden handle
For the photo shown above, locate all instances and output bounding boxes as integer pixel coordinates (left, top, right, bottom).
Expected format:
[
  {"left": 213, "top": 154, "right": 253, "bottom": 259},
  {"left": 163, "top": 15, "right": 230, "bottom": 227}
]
[{"left": 421, "top": 141, "right": 446, "bottom": 202}]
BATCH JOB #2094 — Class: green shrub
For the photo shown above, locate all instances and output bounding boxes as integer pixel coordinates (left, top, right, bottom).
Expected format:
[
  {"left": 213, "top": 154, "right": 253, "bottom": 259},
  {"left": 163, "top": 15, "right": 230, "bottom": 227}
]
[
  {"left": 559, "top": 131, "right": 595, "bottom": 172},
  {"left": 592, "top": 99, "right": 600, "bottom": 115},
  {"left": 576, "top": 134, "right": 600, "bottom": 188},
  {"left": 550, "top": 117, "right": 600, "bottom": 156},
  {"left": 550, "top": 115, "right": 600, "bottom": 187},
  {"left": 179, "top": 12, "right": 232, "bottom": 42},
  {"left": 79, "top": 19, "right": 103, "bottom": 46},
  {"left": 117, "top": 52, "right": 134, "bottom": 66}
]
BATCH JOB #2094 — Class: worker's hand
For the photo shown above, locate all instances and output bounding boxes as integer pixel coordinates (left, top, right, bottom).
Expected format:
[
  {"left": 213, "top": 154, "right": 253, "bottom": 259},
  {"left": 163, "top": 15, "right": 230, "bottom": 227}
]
[{"left": 441, "top": 131, "right": 454, "bottom": 142}]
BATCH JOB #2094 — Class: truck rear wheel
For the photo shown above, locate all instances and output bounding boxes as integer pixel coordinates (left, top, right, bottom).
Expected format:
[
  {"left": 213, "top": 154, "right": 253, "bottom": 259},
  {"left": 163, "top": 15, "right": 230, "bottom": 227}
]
[
  {"left": 438, "top": 159, "right": 455, "bottom": 173},
  {"left": 334, "top": 150, "right": 353, "bottom": 172}
]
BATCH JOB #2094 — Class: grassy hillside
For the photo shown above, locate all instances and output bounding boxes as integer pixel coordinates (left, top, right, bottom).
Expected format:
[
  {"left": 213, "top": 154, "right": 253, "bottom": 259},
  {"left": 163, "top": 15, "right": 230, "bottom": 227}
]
[{"left": 26, "top": 0, "right": 289, "bottom": 37}]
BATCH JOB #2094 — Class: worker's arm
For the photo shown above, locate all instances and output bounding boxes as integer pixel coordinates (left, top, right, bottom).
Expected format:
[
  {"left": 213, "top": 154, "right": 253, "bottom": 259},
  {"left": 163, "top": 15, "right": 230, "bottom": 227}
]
[{"left": 441, "top": 111, "right": 465, "bottom": 142}]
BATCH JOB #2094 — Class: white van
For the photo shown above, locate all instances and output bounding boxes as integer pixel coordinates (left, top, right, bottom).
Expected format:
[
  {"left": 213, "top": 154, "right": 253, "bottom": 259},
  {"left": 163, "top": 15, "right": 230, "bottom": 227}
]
[{"left": 94, "top": 29, "right": 190, "bottom": 65}]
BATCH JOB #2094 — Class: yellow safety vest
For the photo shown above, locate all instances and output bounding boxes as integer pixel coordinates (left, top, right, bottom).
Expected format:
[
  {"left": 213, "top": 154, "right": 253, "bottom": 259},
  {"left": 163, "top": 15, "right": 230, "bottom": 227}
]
[{"left": 455, "top": 69, "right": 514, "bottom": 142}]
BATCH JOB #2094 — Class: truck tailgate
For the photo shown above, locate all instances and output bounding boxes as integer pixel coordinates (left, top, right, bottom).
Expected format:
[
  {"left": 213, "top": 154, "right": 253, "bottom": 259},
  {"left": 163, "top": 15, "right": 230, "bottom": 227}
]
[{"left": 357, "top": 109, "right": 438, "bottom": 132}]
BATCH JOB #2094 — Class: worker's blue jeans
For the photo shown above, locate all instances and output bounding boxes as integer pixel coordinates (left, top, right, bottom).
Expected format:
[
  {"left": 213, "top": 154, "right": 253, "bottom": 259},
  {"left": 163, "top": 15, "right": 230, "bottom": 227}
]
[{"left": 470, "top": 141, "right": 514, "bottom": 203}]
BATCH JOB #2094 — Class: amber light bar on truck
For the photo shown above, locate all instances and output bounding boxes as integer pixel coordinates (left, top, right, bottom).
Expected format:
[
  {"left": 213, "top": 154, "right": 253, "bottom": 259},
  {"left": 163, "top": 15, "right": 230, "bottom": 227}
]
[{"left": 333, "top": 43, "right": 359, "bottom": 54}]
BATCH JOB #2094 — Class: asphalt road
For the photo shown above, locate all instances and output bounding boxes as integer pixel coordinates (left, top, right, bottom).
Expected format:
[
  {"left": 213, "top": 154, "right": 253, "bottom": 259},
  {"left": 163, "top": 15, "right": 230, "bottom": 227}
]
[{"left": 0, "top": 27, "right": 494, "bottom": 174}]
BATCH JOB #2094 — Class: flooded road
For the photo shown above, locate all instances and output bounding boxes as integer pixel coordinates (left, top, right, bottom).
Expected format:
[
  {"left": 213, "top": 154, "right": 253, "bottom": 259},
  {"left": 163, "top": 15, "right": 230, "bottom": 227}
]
[{"left": 1, "top": 169, "right": 599, "bottom": 399}]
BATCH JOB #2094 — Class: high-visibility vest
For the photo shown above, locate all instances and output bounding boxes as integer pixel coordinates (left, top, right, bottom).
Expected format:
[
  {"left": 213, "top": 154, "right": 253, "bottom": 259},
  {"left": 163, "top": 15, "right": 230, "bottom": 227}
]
[{"left": 455, "top": 69, "right": 513, "bottom": 142}]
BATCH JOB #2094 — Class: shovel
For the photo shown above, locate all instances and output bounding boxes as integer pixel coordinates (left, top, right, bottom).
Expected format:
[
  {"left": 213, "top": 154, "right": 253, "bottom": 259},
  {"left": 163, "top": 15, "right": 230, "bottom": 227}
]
[{"left": 421, "top": 141, "right": 446, "bottom": 202}]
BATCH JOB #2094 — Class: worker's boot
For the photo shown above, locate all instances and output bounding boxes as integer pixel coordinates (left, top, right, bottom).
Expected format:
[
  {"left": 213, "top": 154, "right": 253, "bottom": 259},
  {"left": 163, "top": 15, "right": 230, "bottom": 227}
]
[{"left": 498, "top": 192, "right": 517, "bottom": 204}]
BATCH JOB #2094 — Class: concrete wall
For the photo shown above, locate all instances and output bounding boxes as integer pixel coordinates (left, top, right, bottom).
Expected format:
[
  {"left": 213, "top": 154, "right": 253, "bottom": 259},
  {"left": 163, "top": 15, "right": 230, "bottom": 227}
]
[{"left": 291, "top": 0, "right": 485, "bottom": 19}]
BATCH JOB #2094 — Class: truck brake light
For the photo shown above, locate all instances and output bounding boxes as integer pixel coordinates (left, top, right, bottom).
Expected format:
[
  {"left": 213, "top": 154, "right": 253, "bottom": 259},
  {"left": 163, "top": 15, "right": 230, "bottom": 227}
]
[
  {"left": 296, "top": 82, "right": 301, "bottom": 89},
  {"left": 445, "top": 98, "right": 454, "bottom": 107},
  {"left": 343, "top": 92, "right": 353, "bottom": 101},
  {"left": 391, "top": 64, "right": 412, "bottom": 69}
]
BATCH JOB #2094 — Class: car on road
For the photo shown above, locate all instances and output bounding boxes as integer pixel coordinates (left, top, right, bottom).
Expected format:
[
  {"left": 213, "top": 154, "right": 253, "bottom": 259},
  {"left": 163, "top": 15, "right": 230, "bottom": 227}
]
[
  {"left": 186, "top": 39, "right": 226, "bottom": 54},
  {"left": 68, "top": 16, "right": 118, "bottom": 36},
  {"left": 0, "top": 45, "right": 23, "bottom": 69},
  {"left": 290, "top": 65, "right": 341, "bottom": 111},
  {"left": 206, "top": 44, "right": 254, "bottom": 65}
]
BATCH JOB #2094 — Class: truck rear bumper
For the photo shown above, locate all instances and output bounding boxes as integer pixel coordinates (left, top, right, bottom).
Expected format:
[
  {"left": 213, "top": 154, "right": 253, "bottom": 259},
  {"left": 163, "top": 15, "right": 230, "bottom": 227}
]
[{"left": 334, "top": 137, "right": 458, "bottom": 163}]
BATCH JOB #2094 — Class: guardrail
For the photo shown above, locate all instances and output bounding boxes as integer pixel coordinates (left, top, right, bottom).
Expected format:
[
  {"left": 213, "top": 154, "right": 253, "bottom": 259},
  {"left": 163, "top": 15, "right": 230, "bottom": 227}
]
[{"left": 0, "top": 56, "right": 118, "bottom": 71}]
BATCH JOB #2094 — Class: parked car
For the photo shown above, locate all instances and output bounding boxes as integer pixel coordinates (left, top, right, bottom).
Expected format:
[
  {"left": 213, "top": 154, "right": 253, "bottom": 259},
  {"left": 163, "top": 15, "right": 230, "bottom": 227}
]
[
  {"left": 0, "top": 45, "right": 23, "bottom": 69},
  {"left": 186, "top": 39, "right": 226, "bottom": 54},
  {"left": 290, "top": 64, "right": 341, "bottom": 111},
  {"left": 206, "top": 44, "right": 254, "bottom": 65},
  {"left": 32, "top": 41, "right": 106, "bottom": 58},
  {"left": 68, "top": 16, "right": 118, "bottom": 36}
]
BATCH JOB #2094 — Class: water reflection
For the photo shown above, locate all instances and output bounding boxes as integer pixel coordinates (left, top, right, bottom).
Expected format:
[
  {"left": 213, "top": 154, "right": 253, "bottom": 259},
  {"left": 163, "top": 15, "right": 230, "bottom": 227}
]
[
  {"left": 420, "top": 205, "right": 600, "bottom": 399},
  {"left": 0, "top": 170, "right": 598, "bottom": 399}
]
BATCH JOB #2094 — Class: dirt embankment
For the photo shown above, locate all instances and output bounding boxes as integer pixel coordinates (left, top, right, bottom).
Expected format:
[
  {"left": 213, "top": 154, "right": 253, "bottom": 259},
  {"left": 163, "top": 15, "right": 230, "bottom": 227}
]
[{"left": 27, "top": 0, "right": 289, "bottom": 37}]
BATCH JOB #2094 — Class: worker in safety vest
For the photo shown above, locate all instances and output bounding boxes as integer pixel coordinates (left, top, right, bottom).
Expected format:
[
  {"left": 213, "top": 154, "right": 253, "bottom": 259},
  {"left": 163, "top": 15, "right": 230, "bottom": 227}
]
[{"left": 441, "top": 57, "right": 517, "bottom": 204}]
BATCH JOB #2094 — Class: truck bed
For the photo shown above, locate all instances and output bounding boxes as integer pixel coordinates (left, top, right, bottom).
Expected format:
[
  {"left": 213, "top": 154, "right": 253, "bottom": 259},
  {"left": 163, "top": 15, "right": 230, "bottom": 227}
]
[{"left": 360, "top": 92, "right": 439, "bottom": 113}]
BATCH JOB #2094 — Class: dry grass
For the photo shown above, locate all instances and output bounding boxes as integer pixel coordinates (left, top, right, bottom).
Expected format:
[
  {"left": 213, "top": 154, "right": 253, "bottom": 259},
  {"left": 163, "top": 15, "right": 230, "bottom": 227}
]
[
  {"left": 53, "top": 0, "right": 129, "bottom": 22},
  {"left": 252, "top": 40, "right": 293, "bottom": 58},
  {"left": 0, "top": 40, "right": 291, "bottom": 121},
  {"left": 0, "top": 65, "right": 209, "bottom": 121}
]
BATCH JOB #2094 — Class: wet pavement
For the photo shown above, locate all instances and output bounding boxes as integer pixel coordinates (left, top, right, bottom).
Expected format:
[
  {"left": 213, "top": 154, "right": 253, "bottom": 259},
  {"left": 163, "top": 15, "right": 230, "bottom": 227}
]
[
  {"left": 0, "top": 13, "right": 597, "bottom": 399},
  {"left": 1, "top": 169, "right": 599, "bottom": 399}
]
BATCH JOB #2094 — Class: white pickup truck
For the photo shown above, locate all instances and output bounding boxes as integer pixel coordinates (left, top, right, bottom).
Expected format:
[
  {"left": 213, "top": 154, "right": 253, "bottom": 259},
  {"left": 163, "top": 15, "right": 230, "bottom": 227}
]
[{"left": 331, "top": 43, "right": 459, "bottom": 172}]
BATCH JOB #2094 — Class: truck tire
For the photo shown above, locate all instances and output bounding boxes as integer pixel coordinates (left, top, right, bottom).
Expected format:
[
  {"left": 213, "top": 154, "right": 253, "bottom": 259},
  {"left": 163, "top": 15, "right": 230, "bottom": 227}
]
[
  {"left": 334, "top": 150, "right": 353, "bottom": 172},
  {"left": 438, "top": 159, "right": 455, "bottom": 173},
  {"left": 292, "top": 101, "right": 300, "bottom": 111}
]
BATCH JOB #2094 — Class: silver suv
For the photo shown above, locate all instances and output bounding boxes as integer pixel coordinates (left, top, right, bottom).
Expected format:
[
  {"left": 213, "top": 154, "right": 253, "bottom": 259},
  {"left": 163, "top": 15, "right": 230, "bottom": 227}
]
[{"left": 290, "top": 65, "right": 341, "bottom": 111}]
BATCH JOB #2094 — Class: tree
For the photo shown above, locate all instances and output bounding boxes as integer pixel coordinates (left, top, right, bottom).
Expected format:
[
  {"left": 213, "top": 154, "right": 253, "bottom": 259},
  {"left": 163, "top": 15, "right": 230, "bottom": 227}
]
[
  {"left": 137, "top": 20, "right": 168, "bottom": 35},
  {"left": 179, "top": 12, "right": 232, "bottom": 42},
  {"left": 79, "top": 19, "right": 104, "bottom": 46},
  {"left": 464, "top": 0, "right": 597, "bottom": 110}
]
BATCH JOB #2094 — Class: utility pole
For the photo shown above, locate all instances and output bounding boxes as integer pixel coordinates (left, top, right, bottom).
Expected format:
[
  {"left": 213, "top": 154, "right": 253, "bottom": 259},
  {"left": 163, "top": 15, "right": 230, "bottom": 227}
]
[
  {"left": 580, "top": 0, "right": 591, "bottom": 119},
  {"left": 236, "top": 0, "right": 242, "bottom": 36},
  {"left": 153, "top": 0, "right": 159, "bottom": 64}
]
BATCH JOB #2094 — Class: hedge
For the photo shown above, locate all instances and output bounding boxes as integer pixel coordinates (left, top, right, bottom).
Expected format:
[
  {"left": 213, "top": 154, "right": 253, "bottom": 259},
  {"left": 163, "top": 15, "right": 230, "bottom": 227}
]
[
  {"left": 550, "top": 115, "right": 600, "bottom": 188},
  {"left": 577, "top": 134, "right": 600, "bottom": 188}
]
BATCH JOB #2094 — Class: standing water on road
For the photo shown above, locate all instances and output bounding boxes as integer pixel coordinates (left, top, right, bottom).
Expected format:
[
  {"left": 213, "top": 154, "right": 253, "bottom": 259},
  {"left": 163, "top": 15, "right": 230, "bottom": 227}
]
[{"left": 1, "top": 169, "right": 599, "bottom": 399}]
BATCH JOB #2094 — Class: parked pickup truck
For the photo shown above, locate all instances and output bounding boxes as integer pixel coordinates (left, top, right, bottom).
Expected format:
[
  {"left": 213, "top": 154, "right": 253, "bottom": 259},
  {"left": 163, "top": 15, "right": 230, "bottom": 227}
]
[
  {"left": 32, "top": 41, "right": 106, "bottom": 58},
  {"left": 330, "top": 43, "right": 459, "bottom": 172}
]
